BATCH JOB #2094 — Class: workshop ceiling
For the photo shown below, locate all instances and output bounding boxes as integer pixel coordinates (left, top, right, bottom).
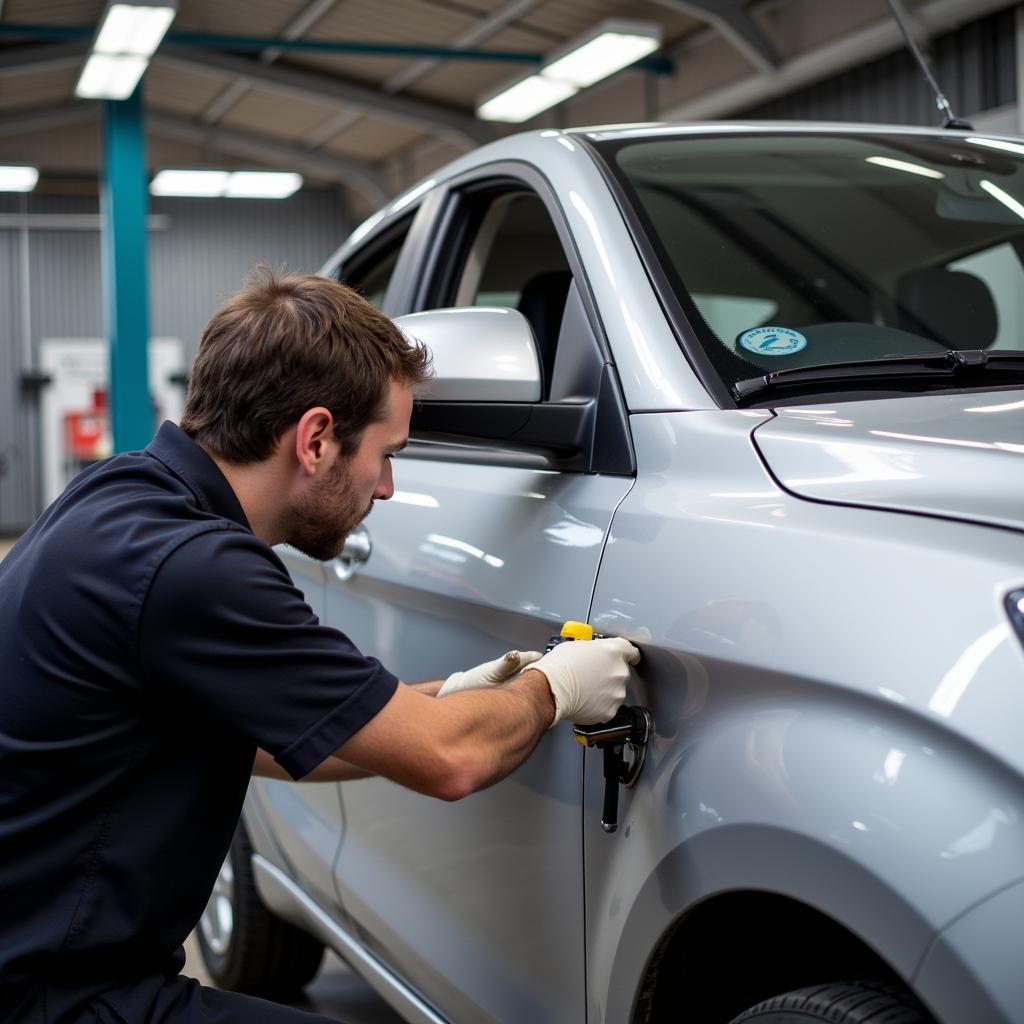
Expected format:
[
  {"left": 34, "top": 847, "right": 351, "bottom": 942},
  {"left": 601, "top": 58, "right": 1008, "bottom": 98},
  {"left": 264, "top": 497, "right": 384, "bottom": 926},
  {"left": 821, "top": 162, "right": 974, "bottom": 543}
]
[
  {"left": 0, "top": 0, "right": 719, "bottom": 209},
  {"left": 0, "top": 0, "right": 1007, "bottom": 213}
]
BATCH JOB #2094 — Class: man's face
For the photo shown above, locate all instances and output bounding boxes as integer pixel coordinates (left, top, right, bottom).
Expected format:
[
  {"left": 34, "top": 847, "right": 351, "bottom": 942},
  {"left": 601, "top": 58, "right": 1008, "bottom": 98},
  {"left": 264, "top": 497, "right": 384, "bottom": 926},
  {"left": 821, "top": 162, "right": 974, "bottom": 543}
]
[{"left": 287, "top": 379, "right": 412, "bottom": 561}]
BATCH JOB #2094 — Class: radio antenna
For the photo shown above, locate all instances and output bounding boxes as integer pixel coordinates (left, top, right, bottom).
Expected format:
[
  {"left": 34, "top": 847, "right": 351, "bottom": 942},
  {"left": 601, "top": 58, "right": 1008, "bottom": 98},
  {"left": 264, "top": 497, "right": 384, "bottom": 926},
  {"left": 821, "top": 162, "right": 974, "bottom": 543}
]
[{"left": 886, "top": 0, "right": 973, "bottom": 129}]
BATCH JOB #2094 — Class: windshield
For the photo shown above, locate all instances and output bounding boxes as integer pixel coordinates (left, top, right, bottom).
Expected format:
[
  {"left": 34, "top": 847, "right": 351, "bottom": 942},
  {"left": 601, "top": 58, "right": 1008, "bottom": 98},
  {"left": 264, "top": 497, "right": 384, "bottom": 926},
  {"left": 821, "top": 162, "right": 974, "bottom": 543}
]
[{"left": 593, "top": 131, "right": 1024, "bottom": 398}]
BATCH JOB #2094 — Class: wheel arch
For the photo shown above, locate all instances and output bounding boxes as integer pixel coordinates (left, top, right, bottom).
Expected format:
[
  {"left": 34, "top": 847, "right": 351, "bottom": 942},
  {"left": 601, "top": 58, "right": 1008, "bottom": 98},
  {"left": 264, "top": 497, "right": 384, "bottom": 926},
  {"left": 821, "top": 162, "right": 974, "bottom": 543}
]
[{"left": 633, "top": 888, "right": 914, "bottom": 1024}]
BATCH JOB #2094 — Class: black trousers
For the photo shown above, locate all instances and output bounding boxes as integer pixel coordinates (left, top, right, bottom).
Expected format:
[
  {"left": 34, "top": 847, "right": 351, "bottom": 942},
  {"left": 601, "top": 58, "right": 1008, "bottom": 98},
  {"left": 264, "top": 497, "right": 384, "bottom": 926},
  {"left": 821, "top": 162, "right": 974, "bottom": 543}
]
[{"left": 68, "top": 974, "right": 341, "bottom": 1023}]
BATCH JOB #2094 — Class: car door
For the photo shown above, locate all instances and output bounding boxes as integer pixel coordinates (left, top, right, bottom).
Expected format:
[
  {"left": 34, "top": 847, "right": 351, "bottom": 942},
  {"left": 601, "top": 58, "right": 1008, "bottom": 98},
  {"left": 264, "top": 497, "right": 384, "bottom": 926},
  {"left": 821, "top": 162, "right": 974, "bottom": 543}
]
[
  {"left": 326, "top": 174, "right": 635, "bottom": 1023},
  {"left": 246, "top": 218, "right": 416, "bottom": 915}
]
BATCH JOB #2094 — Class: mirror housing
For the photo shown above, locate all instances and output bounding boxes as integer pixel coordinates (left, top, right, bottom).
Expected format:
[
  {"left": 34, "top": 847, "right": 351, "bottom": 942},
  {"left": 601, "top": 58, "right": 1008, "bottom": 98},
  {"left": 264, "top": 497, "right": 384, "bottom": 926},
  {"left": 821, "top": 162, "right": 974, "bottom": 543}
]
[{"left": 395, "top": 307, "right": 542, "bottom": 402}]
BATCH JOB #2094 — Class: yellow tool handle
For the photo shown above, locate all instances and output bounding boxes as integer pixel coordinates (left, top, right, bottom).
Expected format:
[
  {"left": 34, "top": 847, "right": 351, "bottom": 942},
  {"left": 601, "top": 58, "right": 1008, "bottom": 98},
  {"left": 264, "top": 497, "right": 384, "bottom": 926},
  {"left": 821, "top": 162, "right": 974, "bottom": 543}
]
[{"left": 559, "top": 620, "right": 594, "bottom": 641}]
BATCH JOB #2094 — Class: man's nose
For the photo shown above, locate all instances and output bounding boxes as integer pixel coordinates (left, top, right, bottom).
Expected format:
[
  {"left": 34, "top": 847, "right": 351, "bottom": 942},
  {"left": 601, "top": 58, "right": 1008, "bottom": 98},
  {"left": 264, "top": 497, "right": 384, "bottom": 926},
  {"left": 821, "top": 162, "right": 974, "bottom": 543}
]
[{"left": 374, "top": 460, "right": 395, "bottom": 501}]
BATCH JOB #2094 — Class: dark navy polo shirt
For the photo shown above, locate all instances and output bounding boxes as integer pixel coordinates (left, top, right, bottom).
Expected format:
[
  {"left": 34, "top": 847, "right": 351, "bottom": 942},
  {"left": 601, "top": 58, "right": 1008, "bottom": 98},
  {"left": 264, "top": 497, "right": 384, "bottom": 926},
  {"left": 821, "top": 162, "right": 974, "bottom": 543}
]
[{"left": 0, "top": 421, "right": 398, "bottom": 1020}]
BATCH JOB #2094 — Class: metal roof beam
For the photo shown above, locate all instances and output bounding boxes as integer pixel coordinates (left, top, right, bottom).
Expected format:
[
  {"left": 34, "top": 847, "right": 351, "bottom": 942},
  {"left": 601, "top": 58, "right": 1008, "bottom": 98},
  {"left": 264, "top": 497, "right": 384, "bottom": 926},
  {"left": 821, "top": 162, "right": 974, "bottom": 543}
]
[
  {"left": 200, "top": 0, "right": 339, "bottom": 125},
  {"left": 653, "top": 0, "right": 780, "bottom": 72},
  {"left": 158, "top": 45, "right": 492, "bottom": 150},
  {"left": 0, "top": 100, "right": 97, "bottom": 136},
  {"left": 0, "top": 39, "right": 88, "bottom": 76},
  {"left": 383, "top": 0, "right": 544, "bottom": 95},
  {"left": 146, "top": 111, "right": 391, "bottom": 208}
]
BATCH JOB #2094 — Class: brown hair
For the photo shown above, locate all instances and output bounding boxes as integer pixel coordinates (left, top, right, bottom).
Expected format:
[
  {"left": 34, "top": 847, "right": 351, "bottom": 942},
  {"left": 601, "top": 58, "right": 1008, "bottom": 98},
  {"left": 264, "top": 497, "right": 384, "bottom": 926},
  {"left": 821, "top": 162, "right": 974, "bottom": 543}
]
[{"left": 180, "top": 266, "right": 432, "bottom": 463}]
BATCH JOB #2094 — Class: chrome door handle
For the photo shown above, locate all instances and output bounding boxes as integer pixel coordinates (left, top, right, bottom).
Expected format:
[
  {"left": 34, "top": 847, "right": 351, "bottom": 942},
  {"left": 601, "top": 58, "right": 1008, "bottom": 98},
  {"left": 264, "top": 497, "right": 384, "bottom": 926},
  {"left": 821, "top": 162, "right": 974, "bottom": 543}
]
[{"left": 333, "top": 526, "right": 372, "bottom": 581}]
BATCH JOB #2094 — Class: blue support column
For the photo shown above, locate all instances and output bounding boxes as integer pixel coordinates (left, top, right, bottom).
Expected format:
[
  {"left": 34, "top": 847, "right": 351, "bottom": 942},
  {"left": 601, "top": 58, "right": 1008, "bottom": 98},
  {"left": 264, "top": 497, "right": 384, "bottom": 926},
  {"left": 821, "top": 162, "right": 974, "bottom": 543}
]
[{"left": 101, "top": 85, "right": 153, "bottom": 453}]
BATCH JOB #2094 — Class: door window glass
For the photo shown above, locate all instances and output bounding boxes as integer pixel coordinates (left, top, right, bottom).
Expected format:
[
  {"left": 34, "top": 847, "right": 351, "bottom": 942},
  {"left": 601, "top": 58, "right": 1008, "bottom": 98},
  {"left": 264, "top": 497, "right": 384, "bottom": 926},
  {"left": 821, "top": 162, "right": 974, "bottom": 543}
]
[
  {"left": 340, "top": 216, "right": 412, "bottom": 308},
  {"left": 445, "top": 191, "right": 573, "bottom": 397}
]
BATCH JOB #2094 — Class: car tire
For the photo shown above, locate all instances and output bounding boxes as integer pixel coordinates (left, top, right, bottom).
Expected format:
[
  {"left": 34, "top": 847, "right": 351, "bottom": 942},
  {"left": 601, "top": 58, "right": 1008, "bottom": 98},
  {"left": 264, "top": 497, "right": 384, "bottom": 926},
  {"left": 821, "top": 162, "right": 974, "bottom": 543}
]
[
  {"left": 197, "top": 820, "right": 325, "bottom": 997},
  {"left": 727, "top": 980, "right": 931, "bottom": 1023}
]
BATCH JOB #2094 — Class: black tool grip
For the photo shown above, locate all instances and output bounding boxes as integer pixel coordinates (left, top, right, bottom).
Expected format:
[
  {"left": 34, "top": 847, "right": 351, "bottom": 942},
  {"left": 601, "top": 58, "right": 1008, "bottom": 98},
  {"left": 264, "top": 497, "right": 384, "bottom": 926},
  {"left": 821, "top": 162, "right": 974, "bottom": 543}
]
[{"left": 601, "top": 745, "right": 621, "bottom": 833}]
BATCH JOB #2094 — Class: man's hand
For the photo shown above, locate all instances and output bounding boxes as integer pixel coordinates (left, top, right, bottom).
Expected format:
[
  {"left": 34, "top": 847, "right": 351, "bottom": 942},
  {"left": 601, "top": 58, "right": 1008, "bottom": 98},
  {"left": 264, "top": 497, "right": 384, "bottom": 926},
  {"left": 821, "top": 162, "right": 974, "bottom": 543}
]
[
  {"left": 527, "top": 637, "right": 641, "bottom": 727},
  {"left": 437, "top": 649, "right": 543, "bottom": 697}
]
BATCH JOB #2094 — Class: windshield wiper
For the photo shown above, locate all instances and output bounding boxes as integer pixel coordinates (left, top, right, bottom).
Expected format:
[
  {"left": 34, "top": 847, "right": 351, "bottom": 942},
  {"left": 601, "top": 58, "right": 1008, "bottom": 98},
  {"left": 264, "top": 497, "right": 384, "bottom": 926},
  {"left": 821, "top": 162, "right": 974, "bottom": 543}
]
[{"left": 732, "top": 349, "right": 1024, "bottom": 402}]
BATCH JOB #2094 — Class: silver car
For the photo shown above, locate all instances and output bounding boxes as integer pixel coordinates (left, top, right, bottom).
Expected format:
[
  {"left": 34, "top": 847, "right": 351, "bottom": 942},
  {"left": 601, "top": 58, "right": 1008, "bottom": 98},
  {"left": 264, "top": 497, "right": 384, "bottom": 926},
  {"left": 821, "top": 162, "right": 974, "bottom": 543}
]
[{"left": 199, "top": 123, "right": 1024, "bottom": 1024}]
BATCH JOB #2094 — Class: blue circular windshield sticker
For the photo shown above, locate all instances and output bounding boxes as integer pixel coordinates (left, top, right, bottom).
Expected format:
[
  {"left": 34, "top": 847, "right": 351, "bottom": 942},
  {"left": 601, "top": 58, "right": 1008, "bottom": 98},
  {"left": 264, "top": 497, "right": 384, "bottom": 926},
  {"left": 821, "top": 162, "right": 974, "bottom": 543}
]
[{"left": 738, "top": 326, "right": 808, "bottom": 357}]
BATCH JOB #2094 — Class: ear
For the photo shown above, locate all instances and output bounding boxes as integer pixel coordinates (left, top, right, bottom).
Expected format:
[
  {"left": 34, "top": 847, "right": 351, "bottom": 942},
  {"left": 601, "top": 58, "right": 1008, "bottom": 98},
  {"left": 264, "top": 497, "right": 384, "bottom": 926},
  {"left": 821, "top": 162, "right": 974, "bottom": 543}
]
[{"left": 293, "top": 407, "right": 336, "bottom": 477}]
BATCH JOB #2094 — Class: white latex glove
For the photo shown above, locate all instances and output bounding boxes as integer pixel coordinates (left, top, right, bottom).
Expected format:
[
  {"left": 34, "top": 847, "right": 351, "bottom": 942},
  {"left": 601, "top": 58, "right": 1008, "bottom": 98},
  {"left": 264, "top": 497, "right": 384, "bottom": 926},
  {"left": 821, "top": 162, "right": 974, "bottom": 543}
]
[
  {"left": 438, "top": 650, "right": 543, "bottom": 697},
  {"left": 527, "top": 637, "right": 641, "bottom": 727}
]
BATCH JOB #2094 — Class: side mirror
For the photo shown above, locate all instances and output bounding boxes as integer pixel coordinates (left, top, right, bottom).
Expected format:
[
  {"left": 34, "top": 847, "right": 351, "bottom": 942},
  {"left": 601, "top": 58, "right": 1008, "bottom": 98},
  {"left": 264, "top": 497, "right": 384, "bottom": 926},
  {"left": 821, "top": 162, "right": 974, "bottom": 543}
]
[{"left": 394, "top": 307, "right": 542, "bottom": 402}]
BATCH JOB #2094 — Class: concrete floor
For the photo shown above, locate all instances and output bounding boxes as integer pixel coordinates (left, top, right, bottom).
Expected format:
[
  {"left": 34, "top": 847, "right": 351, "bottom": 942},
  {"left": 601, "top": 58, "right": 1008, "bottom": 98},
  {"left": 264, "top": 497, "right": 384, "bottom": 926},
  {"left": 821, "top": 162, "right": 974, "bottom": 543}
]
[
  {"left": 183, "top": 933, "right": 406, "bottom": 1023},
  {"left": 1, "top": 537, "right": 406, "bottom": 1023}
]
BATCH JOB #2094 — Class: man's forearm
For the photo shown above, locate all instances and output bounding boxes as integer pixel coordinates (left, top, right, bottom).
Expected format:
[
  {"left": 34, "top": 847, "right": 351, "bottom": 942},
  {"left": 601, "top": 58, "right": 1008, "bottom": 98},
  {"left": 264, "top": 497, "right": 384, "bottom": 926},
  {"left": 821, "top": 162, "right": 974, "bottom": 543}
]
[
  {"left": 435, "top": 669, "right": 556, "bottom": 792},
  {"left": 334, "top": 670, "right": 556, "bottom": 800}
]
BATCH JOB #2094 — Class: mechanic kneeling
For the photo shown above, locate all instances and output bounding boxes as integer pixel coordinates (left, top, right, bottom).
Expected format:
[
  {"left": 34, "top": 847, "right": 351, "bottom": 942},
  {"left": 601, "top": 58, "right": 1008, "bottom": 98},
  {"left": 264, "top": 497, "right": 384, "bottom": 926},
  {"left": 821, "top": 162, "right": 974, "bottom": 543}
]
[{"left": 0, "top": 269, "right": 639, "bottom": 1024}]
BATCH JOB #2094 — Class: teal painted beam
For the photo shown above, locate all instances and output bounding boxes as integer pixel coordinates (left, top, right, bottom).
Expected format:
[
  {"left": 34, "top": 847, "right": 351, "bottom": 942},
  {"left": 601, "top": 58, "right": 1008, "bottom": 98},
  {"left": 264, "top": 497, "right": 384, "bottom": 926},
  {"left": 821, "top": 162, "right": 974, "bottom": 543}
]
[
  {"left": 101, "top": 86, "right": 153, "bottom": 453},
  {"left": 0, "top": 24, "right": 674, "bottom": 72}
]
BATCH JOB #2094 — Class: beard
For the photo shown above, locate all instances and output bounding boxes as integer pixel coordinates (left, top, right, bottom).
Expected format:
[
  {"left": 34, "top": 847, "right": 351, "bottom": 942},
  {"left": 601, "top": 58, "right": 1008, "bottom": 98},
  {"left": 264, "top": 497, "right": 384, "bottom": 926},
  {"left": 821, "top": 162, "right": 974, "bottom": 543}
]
[{"left": 285, "top": 455, "right": 374, "bottom": 562}]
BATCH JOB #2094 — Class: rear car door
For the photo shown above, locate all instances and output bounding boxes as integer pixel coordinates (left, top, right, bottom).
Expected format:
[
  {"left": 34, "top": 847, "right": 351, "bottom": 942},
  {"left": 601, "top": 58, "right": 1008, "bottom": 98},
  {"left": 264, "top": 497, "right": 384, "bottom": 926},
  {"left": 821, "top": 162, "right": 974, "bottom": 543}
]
[{"left": 325, "top": 171, "right": 634, "bottom": 1023}]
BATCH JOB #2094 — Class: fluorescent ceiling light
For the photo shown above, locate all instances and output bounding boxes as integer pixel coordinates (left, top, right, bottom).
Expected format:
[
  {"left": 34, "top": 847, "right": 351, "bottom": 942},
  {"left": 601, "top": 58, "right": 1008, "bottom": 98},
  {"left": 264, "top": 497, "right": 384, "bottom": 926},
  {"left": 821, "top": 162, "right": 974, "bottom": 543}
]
[
  {"left": 75, "top": 53, "right": 148, "bottom": 99},
  {"left": 477, "top": 74, "right": 577, "bottom": 123},
  {"left": 477, "top": 19, "right": 661, "bottom": 123},
  {"left": 95, "top": 3, "right": 175, "bottom": 57},
  {"left": 224, "top": 172, "right": 303, "bottom": 198},
  {"left": 150, "top": 169, "right": 303, "bottom": 198},
  {"left": 866, "top": 156, "right": 945, "bottom": 179},
  {"left": 979, "top": 179, "right": 1024, "bottom": 221},
  {"left": 967, "top": 136, "right": 1024, "bottom": 157},
  {"left": 544, "top": 25, "right": 661, "bottom": 89},
  {"left": 76, "top": 2, "right": 176, "bottom": 99},
  {"left": 0, "top": 165, "right": 39, "bottom": 192},
  {"left": 150, "top": 169, "right": 230, "bottom": 196}
]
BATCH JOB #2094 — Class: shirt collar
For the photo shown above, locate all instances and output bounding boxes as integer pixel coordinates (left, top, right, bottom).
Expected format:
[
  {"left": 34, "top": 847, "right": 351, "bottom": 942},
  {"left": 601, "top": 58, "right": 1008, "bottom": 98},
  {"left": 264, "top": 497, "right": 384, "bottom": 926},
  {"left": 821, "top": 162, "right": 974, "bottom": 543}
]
[{"left": 146, "top": 421, "right": 251, "bottom": 531}]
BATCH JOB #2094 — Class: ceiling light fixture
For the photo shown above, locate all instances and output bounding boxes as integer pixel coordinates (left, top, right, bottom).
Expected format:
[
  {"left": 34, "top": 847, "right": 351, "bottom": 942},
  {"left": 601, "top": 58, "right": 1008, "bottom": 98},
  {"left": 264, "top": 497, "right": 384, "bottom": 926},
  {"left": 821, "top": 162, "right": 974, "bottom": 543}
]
[
  {"left": 0, "top": 165, "right": 40, "bottom": 192},
  {"left": 476, "top": 19, "right": 661, "bottom": 124},
  {"left": 150, "top": 170, "right": 304, "bottom": 199},
  {"left": 76, "top": 1, "right": 177, "bottom": 100}
]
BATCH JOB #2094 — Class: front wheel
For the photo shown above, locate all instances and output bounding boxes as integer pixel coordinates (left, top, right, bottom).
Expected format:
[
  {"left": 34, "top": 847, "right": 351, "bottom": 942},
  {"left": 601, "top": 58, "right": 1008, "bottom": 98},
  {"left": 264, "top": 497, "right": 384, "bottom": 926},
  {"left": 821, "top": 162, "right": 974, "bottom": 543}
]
[
  {"left": 197, "top": 821, "right": 325, "bottom": 997},
  {"left": 728, "top": 980, "right": 932, "bottom": 1023}
]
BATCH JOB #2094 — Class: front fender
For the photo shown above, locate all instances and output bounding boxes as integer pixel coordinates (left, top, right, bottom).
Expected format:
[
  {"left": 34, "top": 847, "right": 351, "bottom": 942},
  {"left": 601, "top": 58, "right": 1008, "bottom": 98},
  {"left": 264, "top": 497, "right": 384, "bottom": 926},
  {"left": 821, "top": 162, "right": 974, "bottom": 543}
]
[{"left": 584, "top": 696, "right": 1024, "bottom": 1023}]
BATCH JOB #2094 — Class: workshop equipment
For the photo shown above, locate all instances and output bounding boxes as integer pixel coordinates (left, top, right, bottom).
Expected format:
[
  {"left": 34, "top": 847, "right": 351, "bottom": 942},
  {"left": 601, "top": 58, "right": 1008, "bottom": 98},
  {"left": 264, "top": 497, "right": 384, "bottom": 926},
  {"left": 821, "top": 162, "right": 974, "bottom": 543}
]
[{"left": 549, "top": 621, "right": 651, "bottom": 833}]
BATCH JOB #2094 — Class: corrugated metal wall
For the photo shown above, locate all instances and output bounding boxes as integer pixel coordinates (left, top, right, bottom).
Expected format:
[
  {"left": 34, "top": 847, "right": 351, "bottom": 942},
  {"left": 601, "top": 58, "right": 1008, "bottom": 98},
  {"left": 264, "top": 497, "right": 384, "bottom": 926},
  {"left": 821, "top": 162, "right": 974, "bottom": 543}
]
[
  {"left": 741, "top": 5, "right": 1017, "bottom": 123},
  {"left": 0, "top": 188, "right": 350, "bottom": 532}
]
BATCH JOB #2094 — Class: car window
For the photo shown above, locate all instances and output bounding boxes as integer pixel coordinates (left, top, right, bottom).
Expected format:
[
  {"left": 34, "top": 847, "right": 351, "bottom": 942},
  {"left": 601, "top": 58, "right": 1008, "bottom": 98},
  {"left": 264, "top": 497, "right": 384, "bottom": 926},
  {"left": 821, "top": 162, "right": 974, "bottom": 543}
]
[
  {"left": 950, "top": 241, "right": 1024, "bottom": 351},
  {"left": 435, "top": 189, "right": 574, "bottom": 399},
  {"left": 593, "top": 132, "right": 1024, "bottom": 395},
  {"left": 339, "top": 215, "right": 412, "bottom": 308}
]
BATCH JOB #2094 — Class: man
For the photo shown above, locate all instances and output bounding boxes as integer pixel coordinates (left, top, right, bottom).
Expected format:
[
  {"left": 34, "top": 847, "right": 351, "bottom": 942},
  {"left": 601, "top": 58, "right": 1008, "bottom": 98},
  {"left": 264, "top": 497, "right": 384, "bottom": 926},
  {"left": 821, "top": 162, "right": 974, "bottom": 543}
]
[{"left": 0, "top": 269, "right": 639, "bottom": 1023}]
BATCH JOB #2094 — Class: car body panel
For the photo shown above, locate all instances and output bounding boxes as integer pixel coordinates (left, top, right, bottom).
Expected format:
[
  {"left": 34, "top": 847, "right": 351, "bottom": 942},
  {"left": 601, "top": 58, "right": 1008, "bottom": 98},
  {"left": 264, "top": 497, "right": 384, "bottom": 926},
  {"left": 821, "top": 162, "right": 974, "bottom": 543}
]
[
  {"left": 586, "top": 410, "right": 1024, "bottom": 1022},
  {"left": 324, "top": 455, "right": 632, "bottom": 1024},
  {"left": 755, "top": 391, "right": 1024, "bottom": 533},
  {"left": 914, "top": 876, "right": 1024, "bottom": 1023}
]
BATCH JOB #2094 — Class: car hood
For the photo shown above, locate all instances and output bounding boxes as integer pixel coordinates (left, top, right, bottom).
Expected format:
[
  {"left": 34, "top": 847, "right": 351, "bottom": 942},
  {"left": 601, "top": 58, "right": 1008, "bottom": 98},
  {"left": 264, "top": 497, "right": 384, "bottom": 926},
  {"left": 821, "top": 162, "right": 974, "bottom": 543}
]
[{"left": 752, "top": 390, "right": 1024, "bottom": 532}]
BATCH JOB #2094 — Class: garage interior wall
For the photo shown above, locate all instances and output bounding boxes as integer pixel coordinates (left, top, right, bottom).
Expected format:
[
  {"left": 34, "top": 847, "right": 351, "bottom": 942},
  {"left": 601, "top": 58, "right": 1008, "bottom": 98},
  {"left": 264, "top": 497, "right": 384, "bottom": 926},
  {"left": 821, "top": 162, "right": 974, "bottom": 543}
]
[
  {"left": 741, "top": 5, "right": 1017, "bottom": 124},
  {"left": 0, "top": 189, "right": 350, "bottom": 533}
]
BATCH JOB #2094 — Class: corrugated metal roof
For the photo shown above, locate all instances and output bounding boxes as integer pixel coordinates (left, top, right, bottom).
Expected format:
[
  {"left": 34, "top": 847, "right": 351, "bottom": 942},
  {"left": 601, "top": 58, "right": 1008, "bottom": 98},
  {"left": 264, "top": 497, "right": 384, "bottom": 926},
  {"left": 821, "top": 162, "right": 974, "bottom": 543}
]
[{"left": 321, "top": 115, "right": 428, "bottom": 161}]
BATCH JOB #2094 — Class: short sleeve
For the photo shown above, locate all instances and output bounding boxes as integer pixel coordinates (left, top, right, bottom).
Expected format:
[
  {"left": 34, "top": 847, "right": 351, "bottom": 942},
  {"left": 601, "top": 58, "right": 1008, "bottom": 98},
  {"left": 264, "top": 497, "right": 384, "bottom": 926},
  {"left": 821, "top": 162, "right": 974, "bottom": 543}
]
[{"left": 139, "top": 528, "right": 398, "bottom": 779}]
